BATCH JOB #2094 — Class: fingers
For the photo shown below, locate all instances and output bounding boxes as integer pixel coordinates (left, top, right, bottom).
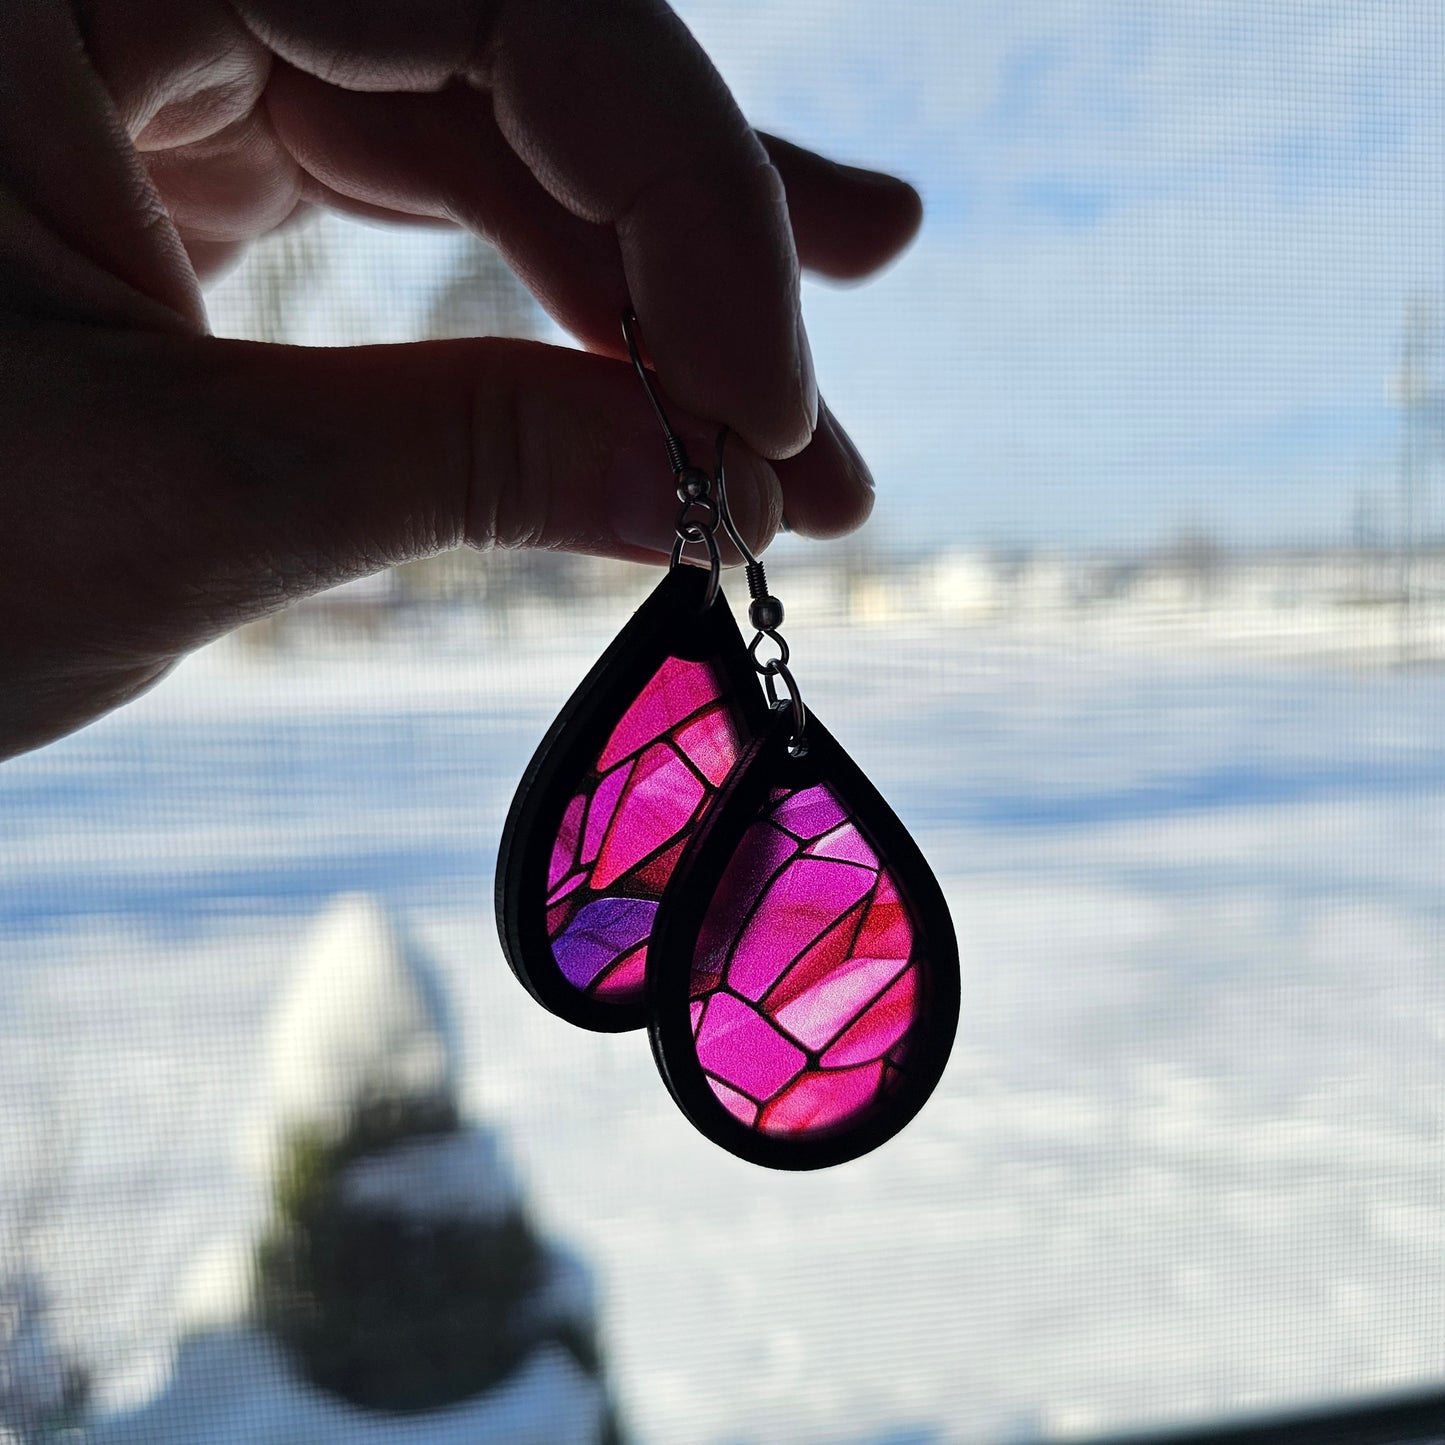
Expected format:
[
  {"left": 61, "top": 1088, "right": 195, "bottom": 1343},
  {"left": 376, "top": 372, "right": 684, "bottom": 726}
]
[
  {"left": 264, "top": 70, "right": 922, "bottom": 413},
  {"left": 242, "top": 0, "right": 801, "bottom": 455},
  {"left": 0, "top": 324, "right": 870, "bottom": 756},
  {"left": 264, "top": 76, "right": 632, "bottom": 356},
  {"left": 772, "top": 401, "right": 876, "bottom": 539},
  {"left": 0, "top": 0, "right": 203, "bottom": 328},
  {"left": 758, "top": 134, "right": 922, "bottom": 281},
  {"left": 6, "top": 327, "right": 877, "bottom": 648},
  {"left": 5, "top": 332, "right": 792, "bottom": 652}
]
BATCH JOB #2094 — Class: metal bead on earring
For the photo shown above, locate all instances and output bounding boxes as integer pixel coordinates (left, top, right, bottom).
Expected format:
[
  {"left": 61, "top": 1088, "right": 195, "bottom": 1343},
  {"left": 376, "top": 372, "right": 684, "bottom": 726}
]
[{"left": 748, "top": 595, "right": 785, "bottom": 632}]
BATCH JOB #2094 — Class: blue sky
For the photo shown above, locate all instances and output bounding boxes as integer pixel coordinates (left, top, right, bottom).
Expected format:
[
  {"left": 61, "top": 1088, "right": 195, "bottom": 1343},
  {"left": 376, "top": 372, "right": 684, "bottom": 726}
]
[
  {"left": 205, "top": 2, "right": 1445, "bottom": 550},
  {"left": 673, "top": 0, "right": 1445, "bottom": 548}
]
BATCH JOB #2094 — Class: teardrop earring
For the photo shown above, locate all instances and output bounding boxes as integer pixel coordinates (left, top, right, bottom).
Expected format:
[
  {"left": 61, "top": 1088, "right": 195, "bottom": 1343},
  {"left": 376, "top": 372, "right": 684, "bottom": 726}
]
[
  {"left": 494, "top": 313, "right": 767, "bottom": 1032},
  {"left": 644, "top": 431, "right": 960, "bottom": 1170},
  {"left": 495, "top": 312, "right": 959, "bottom": 1167}
]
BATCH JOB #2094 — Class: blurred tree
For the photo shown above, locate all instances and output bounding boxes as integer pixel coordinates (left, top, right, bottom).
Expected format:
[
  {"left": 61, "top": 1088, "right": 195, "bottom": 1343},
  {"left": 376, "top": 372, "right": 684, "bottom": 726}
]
[
  {"left": 254, "top": 1097, "right": 550, "bottom": 1411},
  {"left": 1158, "top": 526, "right": 1227, "bottom": 605},
  {"left": 0, "top": 1273, "right": 89, "bottom": 1442},
  {"left": 0, "top": 1122, "right": 89, "bottom": 1443},
  {"left": 250, "top": 896, "right": 622, "bottom": 1434}
]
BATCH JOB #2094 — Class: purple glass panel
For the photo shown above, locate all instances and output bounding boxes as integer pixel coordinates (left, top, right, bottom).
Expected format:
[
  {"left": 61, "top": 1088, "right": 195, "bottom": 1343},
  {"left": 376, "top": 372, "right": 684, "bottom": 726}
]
[
  {"left": 546, "top": 655, "right": 743, "bottom": 1003},
  {"left": 552, "top": 896, "right": 658, "bottom": 989},
  {"left": 772, "top": 785, "right": 849, "bottom": 839},
  {"left": 693, "top": 783, "right": 924, "bottom": 1139}
]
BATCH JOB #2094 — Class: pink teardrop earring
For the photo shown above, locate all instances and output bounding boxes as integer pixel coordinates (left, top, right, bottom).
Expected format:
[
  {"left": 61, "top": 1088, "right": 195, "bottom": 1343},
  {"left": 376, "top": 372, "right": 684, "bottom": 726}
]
[{"left": 495, "top": 312, "right": 959, "bottom": 1167}]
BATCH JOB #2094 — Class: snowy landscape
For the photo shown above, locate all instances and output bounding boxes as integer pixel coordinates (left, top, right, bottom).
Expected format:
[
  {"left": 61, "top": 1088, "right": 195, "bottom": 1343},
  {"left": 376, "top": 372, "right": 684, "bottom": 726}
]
[
  {"left": 8, "top": 576, "right": 1445, "bottom": 1442},
  {"left": 6, "top": 0, "right": 1444, "bottom": 1435},
  {"left": 1, "top": 0, "right": 1442, "bottom": 1434}
]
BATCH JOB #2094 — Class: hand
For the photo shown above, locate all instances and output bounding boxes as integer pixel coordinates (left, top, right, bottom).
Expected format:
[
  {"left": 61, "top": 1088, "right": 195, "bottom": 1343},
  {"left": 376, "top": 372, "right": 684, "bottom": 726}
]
[{"left": 0, "top": 0, "right": 921, "bottom": 757}]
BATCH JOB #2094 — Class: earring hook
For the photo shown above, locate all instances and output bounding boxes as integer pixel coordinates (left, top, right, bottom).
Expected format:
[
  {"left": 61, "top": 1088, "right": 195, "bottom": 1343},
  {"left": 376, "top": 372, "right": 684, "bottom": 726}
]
[
  {"left": 622, "top": 309, "right": 691, "bottom": 478},
  {"left": 624, "top": 309, "right": 722, "bottom": 608}
]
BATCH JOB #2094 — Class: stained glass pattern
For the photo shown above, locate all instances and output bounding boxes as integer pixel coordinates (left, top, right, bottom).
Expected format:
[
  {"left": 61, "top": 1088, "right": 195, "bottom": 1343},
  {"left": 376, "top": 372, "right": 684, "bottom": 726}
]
[
  {"left": 545, "top": 655, "right": 744, "bottom": 1002},
  {"left": 686, "top": 783, "right": 921, "bottom": 1136}
]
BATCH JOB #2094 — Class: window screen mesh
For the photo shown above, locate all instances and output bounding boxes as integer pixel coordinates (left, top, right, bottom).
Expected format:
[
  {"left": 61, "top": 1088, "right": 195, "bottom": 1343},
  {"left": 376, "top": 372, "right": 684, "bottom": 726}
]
[{"left": 6, "top": 4, "right": 1445, "bottom": 1443}]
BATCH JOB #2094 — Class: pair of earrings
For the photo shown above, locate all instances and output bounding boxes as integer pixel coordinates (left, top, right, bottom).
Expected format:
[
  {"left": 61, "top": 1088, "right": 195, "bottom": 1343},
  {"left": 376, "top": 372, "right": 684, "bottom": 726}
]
[{"left": 495, "top": 315, "right": 959, "bottom": 1170}]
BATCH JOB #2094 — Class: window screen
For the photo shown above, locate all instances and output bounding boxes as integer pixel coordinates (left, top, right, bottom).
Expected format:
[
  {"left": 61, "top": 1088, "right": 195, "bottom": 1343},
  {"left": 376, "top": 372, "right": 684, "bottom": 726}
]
[{"left": 6, "top": 4, "right": 1445, "bottom": 1444}]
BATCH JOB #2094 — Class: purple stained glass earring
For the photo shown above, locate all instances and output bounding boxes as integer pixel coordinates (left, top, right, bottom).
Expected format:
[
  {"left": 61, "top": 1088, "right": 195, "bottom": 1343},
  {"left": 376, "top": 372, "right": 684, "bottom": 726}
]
[{"left": 496, "top": 311, "right": 958, "bottom": 1165}]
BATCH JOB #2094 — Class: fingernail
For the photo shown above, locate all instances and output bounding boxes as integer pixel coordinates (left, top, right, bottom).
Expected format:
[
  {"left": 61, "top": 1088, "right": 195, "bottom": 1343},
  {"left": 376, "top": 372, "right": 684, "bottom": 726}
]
[
  {"left": 723, "top": 451, "right": 783, "bottom": 555},
  {"left": 820, "top": 401, "right": 874, "bottom": 495},
  {"left": 610, "top": 438, "right": 681, "bottom": 555},
  {"left": 843, "top": 162, "right": 918, "bottom": 194}
]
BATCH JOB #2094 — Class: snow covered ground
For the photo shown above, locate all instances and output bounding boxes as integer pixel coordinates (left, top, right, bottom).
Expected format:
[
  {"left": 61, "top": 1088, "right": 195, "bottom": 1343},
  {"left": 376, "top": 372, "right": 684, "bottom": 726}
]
[{"left": 7, "top": 586, "right": 1445, "bottom": 1443}]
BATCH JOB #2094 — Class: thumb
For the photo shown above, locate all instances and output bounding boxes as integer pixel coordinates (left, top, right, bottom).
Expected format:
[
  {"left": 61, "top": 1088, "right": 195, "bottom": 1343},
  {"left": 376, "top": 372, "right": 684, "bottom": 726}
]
[
  {"left": 124, "top": 328, "right": 786, "bottom": 576},
  {"left": 4, "top": 329, "right": 807, "bottom": 754}
]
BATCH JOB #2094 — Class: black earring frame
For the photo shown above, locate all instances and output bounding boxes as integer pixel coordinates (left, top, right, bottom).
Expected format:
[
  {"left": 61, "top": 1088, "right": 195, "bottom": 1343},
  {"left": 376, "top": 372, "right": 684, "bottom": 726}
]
[
  {"left": 495, "top": 563, "right": 770, "bottom": 1033},
  {"left": 646, "top": 707, "right": 961, "bottom": 1170}
]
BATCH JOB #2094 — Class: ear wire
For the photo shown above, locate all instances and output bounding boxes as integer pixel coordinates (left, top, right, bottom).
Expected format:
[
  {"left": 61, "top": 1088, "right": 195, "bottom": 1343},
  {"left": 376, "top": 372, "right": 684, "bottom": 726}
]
[
  {"left": 619, "top": 310, "right": 805, "bottom": 747},
  {"left": 622, "top": 308, "right": 691, "bottom": 479}
]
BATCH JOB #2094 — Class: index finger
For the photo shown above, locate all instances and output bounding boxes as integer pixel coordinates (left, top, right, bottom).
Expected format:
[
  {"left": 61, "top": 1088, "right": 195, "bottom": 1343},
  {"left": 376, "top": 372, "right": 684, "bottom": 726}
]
[
  {"left": 485, "top": 0, "right": 816, "bottom": 458},
  {"left": 236, "top": 0, "right": 816, "bottom": 458}
]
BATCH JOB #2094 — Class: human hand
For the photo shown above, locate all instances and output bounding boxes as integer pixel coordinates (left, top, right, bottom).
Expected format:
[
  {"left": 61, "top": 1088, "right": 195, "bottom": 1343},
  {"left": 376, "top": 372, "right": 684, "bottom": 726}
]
[{"left": 0, "top": 0, "right": 921, "bottom": 757}]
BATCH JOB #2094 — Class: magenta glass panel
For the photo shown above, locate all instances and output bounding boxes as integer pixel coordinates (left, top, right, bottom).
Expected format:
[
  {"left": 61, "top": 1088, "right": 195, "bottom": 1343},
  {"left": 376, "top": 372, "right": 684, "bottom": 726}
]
[
  {"left": 546, "top": 656, "right": 743, "bottom": 1000},
  {"left": 546, "top": 871, "right": 587, "bottom": 906},
  {"left": 710, "top": 1078, "right": 760, "bottom": 1127},
  {"left": 676, "top": 707, "right": 743, "bottom": 787},
  {"left": 728, "top": 857, "right": 875, "bottom": 1001},
  {"left": 821, "top": 966, "right": 917, "bottom": 1068},
  {"left": 592, "top": 743, "right": 706, "bottom": 888},
  {"left": 596, "top": 656, "right": 723, "bottom": 771},
  {"left": 759, "top": 1060, "right": 886, "bottom": 1133},
  {"left": 549, "top": 794, "right": 585, "bottom": 890},
  {"left": 581, "top": 761, "right": 631, "bottom": 866},
  {"left": 693, "top": 822, "right": 799, "bottom": 994},
  {"left": 770, "top": 954, "right": 910, "bottom": 1051},
  {"left": 854, "top": 874, "right": 912, "bottom": 959},
  {"left": 688, "top": 784, "right": 923, "bottom": 1139},
  {"left": 591, "top": 944, "right": 648, "bottom": 999},
  {"left": 696, "top": 992, "right": 808, "bottom": 1099},
  {"left": 809, "top": 822, "right": 880, "bottom": 869}
]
